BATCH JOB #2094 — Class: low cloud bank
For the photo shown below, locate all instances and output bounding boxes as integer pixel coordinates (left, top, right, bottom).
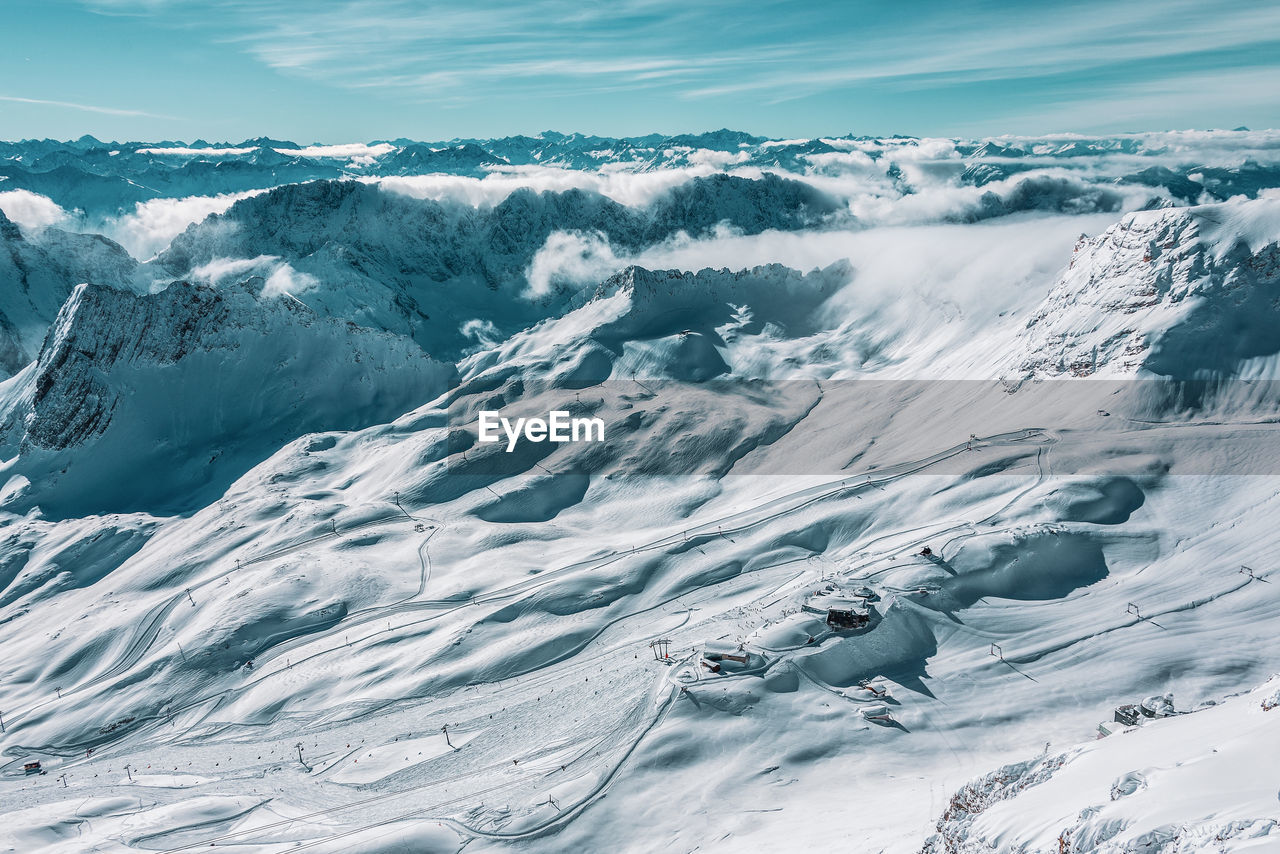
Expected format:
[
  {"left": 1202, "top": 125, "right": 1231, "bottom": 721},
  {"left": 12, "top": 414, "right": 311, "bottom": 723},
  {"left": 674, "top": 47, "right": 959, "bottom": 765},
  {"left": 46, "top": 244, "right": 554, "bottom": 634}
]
[
  {"left": 101, "top": 190, "right": 268, "bottom": 260},
  {"left": 523, "top": 230, "right": 621, "bottom": 298},
  {"left": 189, "top": 254, "right": 319, "bottom": 298},
  {"left": 0, "top": 189, "right": 73, "bottom": 231},
  {"left": 373, "top": 163, "right": 723, "bottom": 209},
  {"left": 525, "top": 212, "right": 1124, "bottom": 360}
]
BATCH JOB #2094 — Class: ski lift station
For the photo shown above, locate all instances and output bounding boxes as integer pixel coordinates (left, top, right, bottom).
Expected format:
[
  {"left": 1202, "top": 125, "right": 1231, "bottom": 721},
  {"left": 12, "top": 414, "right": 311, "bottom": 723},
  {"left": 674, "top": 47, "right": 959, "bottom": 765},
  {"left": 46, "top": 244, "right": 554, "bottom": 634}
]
[
  {"left": 1097, "top": 694, "right": 1179, "bottom": 737},
  {"left": 702, "top": 639, "right": 749, "bottom": 665},
  {"left": 822, "top": 598, "right": 870, "bottom": 630},
  {"left": 702, "top": 639, "right": 760, "bottom": 672},
  {"left": 803, "top": 584, "right": 878, "bottom": 631}
]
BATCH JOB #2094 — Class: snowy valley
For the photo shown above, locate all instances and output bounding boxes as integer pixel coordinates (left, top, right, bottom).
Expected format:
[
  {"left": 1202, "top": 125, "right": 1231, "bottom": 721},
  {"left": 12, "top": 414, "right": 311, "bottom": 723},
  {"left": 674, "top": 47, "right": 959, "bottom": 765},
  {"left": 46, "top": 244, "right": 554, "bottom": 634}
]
[{"left": 0, "top": 129, "right": 1278, "bottom": 853}]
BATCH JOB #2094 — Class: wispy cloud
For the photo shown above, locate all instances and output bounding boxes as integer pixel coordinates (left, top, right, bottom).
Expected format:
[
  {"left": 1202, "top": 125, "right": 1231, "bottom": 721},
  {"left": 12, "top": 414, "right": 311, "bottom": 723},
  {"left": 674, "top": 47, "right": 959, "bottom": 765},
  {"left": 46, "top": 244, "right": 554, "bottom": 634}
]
[
  {"left": 997, "top": 68, "right": 1280, "bottom": 135},
  {"left": 69, "top": 0, "right": 1280, "bottom": 134},
  {"left": 681, "top": 1, "right": 1280, "bottom": 101},
  {"left": 0, "top": 94, "right": 175, "bottom": 119},
  {"left": 78, "top": 0, "right": 1280, "bottom": 103},
  {"left": 219, "top": 0, "right": 770, "bottom": 99}
]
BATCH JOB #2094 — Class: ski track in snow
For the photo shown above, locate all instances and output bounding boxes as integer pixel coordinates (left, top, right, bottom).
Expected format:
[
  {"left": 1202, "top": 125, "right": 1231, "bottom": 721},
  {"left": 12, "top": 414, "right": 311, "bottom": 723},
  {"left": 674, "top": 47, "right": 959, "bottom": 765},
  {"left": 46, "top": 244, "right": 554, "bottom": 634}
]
[{"left": 3, "top": 132, "right": 1280, "bottom": 853}]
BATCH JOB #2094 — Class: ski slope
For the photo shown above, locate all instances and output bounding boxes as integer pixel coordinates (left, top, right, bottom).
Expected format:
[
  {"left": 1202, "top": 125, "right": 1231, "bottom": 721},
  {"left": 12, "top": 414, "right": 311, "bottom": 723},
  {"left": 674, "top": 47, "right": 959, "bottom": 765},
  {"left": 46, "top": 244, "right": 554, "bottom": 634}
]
[{"left": 1, "top": 131, "right": 1279, "bottom": 853}]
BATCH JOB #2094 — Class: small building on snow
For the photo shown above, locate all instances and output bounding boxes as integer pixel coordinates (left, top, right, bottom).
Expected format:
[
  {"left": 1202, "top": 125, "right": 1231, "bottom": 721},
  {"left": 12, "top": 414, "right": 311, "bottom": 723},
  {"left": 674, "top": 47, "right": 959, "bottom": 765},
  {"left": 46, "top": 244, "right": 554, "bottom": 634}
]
[
  {"left": 824, "top": 598, "right": 870, "bottom": 630},
  {"left": 703, "top": 639, "right": 749, "bottom": 665}
]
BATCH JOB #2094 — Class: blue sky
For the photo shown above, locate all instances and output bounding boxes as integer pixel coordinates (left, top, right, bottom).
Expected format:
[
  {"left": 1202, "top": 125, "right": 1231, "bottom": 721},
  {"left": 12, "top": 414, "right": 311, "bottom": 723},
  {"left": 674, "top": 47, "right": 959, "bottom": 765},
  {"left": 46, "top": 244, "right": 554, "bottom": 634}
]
[{"left": 2, "top": 0, "right": 1278, "bottom": 141}]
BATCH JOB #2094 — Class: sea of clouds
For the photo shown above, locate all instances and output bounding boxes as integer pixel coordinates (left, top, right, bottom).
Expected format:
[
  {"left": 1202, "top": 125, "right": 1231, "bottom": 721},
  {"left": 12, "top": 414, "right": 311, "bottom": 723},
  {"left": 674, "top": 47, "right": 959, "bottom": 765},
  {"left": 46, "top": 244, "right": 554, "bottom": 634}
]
[{"left": 3, "top": 130, "right": 1277, "bottom": 318}]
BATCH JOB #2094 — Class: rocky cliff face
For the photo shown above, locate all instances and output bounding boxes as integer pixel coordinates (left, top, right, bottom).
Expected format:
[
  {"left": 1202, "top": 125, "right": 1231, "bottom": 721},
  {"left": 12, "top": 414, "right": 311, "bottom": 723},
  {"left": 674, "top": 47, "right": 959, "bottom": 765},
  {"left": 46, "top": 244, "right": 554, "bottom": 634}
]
[
  {"left": 21, "top": 281, "right": 239, "bottom": 452},
  {"left": 0, "top": 277, "right": 454, "bottom": 515},
  {"left": 1010, "top": 197, "right": 1280, "bottom": 379}
]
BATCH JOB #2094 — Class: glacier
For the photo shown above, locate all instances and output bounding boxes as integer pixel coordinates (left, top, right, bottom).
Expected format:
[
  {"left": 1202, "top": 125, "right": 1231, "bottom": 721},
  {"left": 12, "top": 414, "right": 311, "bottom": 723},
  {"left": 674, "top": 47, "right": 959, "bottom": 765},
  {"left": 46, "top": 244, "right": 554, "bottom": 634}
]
[{"left": 1, "top": 129, "right": 1279, "bottom": 853}]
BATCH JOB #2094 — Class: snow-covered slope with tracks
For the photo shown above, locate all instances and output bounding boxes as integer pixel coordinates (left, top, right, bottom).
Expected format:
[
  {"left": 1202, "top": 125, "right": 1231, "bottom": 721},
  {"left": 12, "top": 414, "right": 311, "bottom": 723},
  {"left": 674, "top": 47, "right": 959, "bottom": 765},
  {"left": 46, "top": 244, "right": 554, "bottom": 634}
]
[{"left": 0, "top": 132, "right": 1279, "bottom": 854}]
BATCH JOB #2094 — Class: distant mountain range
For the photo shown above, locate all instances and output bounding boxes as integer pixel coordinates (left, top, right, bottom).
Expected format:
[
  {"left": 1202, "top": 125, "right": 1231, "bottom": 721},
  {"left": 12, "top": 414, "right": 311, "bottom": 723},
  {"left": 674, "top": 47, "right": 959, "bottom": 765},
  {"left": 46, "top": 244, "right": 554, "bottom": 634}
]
[{"left": 4, "top": 129, "right": 1279, "bottom": 216}]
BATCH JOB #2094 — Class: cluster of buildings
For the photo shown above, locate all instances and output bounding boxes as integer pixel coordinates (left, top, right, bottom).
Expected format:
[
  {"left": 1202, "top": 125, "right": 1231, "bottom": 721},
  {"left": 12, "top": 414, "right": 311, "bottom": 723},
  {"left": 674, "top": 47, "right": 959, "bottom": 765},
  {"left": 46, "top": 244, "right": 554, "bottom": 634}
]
[
  {"left": 804, "top": 583, "right": 879, "bottom": 631},
  {"left": 1097, "top": 693, "right": 1179, "bottom": 737},
  {"left": 698, "top": 581, "right": 883, "bottom": 673}
]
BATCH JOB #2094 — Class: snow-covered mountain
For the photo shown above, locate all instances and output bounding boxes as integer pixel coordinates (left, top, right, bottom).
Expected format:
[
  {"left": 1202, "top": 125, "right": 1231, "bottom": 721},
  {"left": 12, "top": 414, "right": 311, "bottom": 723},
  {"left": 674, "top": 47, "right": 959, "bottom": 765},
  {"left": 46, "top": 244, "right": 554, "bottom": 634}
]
[
  {"left": 1, "top": 130, "right": 1279, "bottom": 854},
  {"left": 0, "top": 211, "right": 137, "bottom": 376},
  {"left": 0, "top": 278, "right": 453, "bottom": 516},
  {"left": 1011, "top": 198, "right": 1280, "bottom": 380},
  {"left": 926, "top": 679, "right": 1280, "bottom": 852},
  {"left": 153, "top": 174, "right": 838, "bottom": 358}
]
